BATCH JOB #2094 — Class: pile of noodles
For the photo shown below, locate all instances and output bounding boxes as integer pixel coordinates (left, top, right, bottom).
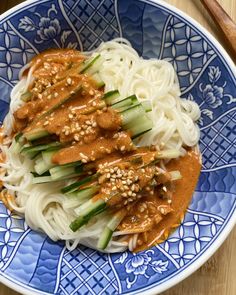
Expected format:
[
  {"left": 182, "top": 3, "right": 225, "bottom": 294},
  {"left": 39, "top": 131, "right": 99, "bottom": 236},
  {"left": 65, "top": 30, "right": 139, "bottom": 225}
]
[{"left": 0, "top": 38, "right": 200, "bottom": 252}]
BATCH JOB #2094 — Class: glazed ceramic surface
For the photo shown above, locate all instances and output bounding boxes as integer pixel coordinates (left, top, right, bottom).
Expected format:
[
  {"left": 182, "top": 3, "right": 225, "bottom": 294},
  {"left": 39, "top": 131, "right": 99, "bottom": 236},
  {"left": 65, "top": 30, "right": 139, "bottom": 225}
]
[{"left": 0, "top": 0, "right": 235, "bottom": 294}]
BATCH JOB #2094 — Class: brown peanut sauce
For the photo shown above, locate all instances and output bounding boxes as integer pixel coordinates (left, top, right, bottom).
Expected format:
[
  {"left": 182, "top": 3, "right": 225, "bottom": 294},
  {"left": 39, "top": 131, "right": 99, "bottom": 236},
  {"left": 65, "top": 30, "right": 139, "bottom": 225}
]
[{"left": 131, "top": 150, "right": 201, "bottom": 252}]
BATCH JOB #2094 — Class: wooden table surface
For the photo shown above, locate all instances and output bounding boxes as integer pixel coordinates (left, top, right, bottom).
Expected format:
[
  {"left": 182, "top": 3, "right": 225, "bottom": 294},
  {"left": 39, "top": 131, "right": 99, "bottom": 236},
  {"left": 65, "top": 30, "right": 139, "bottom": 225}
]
[{"left": 0, "top": 0, "right": 235, "bottom": 294}]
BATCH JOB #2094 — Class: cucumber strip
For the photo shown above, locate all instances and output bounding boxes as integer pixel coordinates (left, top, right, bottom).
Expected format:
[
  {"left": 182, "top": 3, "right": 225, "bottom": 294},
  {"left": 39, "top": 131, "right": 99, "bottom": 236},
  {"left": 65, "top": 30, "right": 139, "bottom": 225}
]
[
  {"left": 102, "top": 90, "right": 120, "bottom": 105},
  {"left": 21, "top": 91, "right": 32, "bottom": 102},
  {"left": 34, "top": 159, "right": 55, "bottom": 175},
  {"left": 111, "top": 95, "right": 136, "bottom": 110},
  {"left": 69, "top": 216, "right": 89, "bottom": 231},
  {"left": 79, "top": 54, "right": 102, "bottom": 74},
  {"left": 74, "top": 197, "right": 106, "bottom": 217},
  {"left": 91, "top": 72, "right": 105, "bottom": 89},
  {"left": 15, "top": 132, "right": 24, "bottom": 143},
  {"left": 50, "top": 162, "right": 82, "bottom": 175},
  {"left": 10, "top": 138, "right": 22, "bottom": 154},
  {"left": 70, "top": 198, "right": 106, "bottom": 231},
  {"left": 142, "top": 100, "right": 152, "bottom": 112},
  {"left": 50, "top": 166, "right": 82, "bottom": 181},
  {"left": 66, "top": 185, "right": 100, "bottom": 200},
  {"left": 61, "top": 174, "right": 99, "bottom": 194},
  {"left": 169, "top": 170, "right": 182, "bottom": 181},
  {"left": 124, "top": 115, "right": 153, "bottom": 138},
  {"left": 97, "top": 210, "right": 126, "bottom": 250},
  {"left": 21, "top": 142, "right": 61, "bottom": 155},
  {"left": 121, "top": 104, "right": 145, "bottom": 126},
  {"left": 97, "top": 227, "right": 113, "bottom": 250},
  {"left": 24, "top": 128, "right": 50, "bottom": 141},
  {"left": 32, "top": 176, "right": 53, "bottom": 184},
  {"left": 156, "top": 150, "right": 180, "bottom": 159},
  {"left": 42, "top": 149, "right": 59, "bottom": 165}
]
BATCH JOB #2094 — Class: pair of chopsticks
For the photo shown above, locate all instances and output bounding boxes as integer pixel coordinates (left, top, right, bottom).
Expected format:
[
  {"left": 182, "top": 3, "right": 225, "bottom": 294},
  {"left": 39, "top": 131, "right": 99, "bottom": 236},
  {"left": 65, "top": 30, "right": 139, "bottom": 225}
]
[{"left": 200, "top": 0, "right": 236, "bottom": 59}]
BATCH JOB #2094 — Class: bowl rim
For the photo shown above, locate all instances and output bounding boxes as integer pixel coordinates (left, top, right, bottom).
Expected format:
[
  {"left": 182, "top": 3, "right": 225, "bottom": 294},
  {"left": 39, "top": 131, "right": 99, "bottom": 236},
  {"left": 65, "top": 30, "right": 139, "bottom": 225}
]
[{"left": 0, "top": 0, "right": 235, "bottom": 295}]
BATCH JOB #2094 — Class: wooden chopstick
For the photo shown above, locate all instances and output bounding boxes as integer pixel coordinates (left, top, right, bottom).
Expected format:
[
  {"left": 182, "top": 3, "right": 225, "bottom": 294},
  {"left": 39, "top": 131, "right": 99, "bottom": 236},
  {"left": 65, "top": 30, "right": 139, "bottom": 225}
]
[{"left": 200, "top": 0, "right": 236, "bottom": 59}]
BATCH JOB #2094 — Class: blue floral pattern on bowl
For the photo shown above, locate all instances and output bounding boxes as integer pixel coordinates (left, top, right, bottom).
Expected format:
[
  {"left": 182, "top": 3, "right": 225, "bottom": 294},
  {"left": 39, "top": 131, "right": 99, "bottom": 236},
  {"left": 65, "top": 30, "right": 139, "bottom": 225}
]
[{"left": 0, "top": 0, "right": 235, "bottom": 294}]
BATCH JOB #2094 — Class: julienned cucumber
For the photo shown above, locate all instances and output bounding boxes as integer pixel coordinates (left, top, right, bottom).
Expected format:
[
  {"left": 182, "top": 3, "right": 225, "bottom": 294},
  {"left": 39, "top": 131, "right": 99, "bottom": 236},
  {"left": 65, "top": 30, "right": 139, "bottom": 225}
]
[
  {"left": 102, "top": 90, "right": 120, "bottom": 105},
  {"left": 66, "top": 185, "right": 100, "bottom": 200},
  {"left": 111, "top": 95, "right": 138, "bottom": 111},
  {"left": 74, "top": 197, "right": 106, "bottom": 217},
  {"left": 24, "top": 128, "right": 50, "bottom": 141},
  {"left": 61, "top": 173, "right": 99, "bottom": 194},
  {"left": 70, "top": 198, "right": 106, "bottom": 231},
  {"left": 79, "top": 54, "right": 102, "bottom": 74},
  {"left": 21, "top": 142, "right": 61, "bottom": 155},
  {"left": 121, "top": 104, "right": 146, "bottom": 126},
  {"left": 49, "top": 164, "right": 83, "bottom": 181},
  {"left": 125, "top": 115, "right": 153, "bottom": 139},
  {"left": 97, "top": 210, "right": 126, "bottom": 249}
]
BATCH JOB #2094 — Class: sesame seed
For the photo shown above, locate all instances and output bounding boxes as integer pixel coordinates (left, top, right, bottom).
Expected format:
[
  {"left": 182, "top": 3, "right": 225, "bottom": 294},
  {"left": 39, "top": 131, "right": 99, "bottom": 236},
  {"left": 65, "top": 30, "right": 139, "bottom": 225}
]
[
  {"left": 43, "top": 121, "right": 49, "bottom": 126},
  {"left": 122, "top": 192, "right": 127, "bottom": 197},
  {"left": 160, "top": 208, "right": 165, "bottom": 214},
  {"left": 92, "top": 122, "right": 97, "bottom": 127},
  {"left": 106, "top": 173, "right": 110, "bottom": 178},
  {"left": 81, "top": 159, "right": 87, "bottom": 163},
  {"left": 132, "top": 192, "right": 136, "bottom": 197},
  {"left": 128, "top": 198, "right": 133, "bottom": 202},
  {"left": 38, "top": 93, "right": 42, "bottom": 99},
  {"left": 128, "top": 191, "right": 132, "bottom": 196},
  {"left": 69, "top": 114, "right": 73, "bottom": 119},
  {"left": 89, "top": 89, "right": 94, "bottom": 95},
  {"left": 54, "top": 92, "right": 58, "bottom": 97},
  {"left": 162, "top": 186, "right": 167, "bottom": 192},
  {"left": 120, "top": 146, "right": 125, "bottom": 151},
  {"left": 74, "top": 135, "right": 80, "bottom": 141},
  {"left": 92, "top": 101, "right": 97, "bottom": 107},
  {"left": 67, "top": 77, "right": 72, "bottom": 85},
  {"left": 80, "top": 131, "right": 85, "bottom": 136}
]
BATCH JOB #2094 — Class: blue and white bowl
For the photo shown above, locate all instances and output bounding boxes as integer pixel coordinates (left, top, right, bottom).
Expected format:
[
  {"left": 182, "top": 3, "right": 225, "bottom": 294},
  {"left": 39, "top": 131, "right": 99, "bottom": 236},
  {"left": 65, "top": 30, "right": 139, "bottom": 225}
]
[{"left": 0, "top": 0, "right": 235, "bottom": 294}]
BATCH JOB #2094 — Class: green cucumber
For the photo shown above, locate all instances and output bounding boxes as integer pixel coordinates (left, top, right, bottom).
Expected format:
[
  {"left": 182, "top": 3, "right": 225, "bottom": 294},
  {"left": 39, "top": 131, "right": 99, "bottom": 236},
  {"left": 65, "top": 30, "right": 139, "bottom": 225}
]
[
  {"left": 120, "top": 104, "right": 146, "bottom": 126},
  {"left": 74, "top": 198, "right": 106, "bottom": 217},
  {"left": 70, "top": 198, "right": 106, "bottom": 231},
  {"left": 61, "top": 174, "right": 99, "bottom": 194},
  {"left": 79, "top": 54, "right": 102, "bottom": 74},
  {"left": 97, "top": 210, "right": 126, "bottom": 250},
  {"left": 102, "top": 90, "right": 120, "bottom": 105},
  {"left": 124, "top": 114, "right": 153, "bottom": 139},
  {"left": 91, "top": 72, "right": 105, "bottom": 89},
  {"left": 24, "top": 128, "right": 50, "bottom": 141},
  {"left": 21, "top": 91, "right": 32, "bottom": 102},
  {"left": 21, "top": 142, "right": 61, "bottom": 155},
  {"left": 111, "top": 95, "right": 138, "bottom": 111},
  {"left": 66, "top": 185, "right": 100, "bottom": 200}
]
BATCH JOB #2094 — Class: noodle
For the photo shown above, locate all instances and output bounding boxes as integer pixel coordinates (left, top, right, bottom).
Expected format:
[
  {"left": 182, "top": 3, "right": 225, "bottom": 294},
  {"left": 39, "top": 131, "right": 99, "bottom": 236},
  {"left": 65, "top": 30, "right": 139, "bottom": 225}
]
[{"left": 0, "top": 39, "right": 200, "bottom": 252}]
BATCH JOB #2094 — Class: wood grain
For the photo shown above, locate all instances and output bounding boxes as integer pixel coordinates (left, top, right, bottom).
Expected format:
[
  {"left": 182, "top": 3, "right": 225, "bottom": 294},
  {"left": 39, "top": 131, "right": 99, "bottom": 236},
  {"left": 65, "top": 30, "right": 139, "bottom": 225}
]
[
  {"left": 0, "top": 1, "right": 235, "bottom": 295},
  {"left": 200, "top": 0, "right": 236, "bottom": 59}
]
